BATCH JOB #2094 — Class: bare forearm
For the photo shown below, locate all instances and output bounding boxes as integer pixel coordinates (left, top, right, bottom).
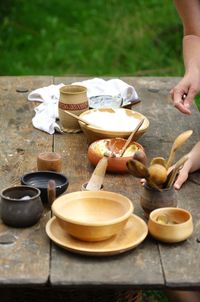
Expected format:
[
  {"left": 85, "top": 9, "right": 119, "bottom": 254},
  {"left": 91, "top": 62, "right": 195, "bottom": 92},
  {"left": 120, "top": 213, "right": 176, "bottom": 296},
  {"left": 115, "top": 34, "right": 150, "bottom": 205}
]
[
  {"left": 174, "top": 0, "right": 200, "bottom": 71},
  {"left": 173, "top": 0, "right": 200, "bottom": 35},
  {"left": 171, "top": 1, "right": 200, "bottom": 114},
  {"left": 183, "top": 35, "right": 200, "bottom": 72}
]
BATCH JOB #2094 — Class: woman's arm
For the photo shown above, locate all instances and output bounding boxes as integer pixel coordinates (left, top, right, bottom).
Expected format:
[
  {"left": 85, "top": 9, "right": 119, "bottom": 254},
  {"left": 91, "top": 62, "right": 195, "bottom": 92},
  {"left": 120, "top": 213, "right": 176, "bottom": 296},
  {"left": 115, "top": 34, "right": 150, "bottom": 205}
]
[{"left": 171, "top": 0, "right": 200, "bottom": 114}]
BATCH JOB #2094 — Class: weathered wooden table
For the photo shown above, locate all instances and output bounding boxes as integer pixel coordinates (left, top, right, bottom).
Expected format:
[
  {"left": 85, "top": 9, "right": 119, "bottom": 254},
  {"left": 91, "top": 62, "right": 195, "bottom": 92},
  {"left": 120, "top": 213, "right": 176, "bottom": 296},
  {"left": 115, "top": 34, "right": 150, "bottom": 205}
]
[{"left": 0, "top": 76, "right": 200, "bottom": 301}]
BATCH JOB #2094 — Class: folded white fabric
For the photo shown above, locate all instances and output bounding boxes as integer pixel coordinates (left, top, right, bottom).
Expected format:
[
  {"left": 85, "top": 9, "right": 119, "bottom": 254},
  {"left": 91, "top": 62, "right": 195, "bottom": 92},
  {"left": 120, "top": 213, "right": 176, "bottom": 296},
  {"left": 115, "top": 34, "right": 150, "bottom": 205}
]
[
  {"left": 27, "top": 78, "right": 138, "bottom": 134},
  {"left": 28, "top": 83, "right": 65, "bottom": 134},
  {"left": 73, "top": 78, "right": 138, "bottom": 102}
]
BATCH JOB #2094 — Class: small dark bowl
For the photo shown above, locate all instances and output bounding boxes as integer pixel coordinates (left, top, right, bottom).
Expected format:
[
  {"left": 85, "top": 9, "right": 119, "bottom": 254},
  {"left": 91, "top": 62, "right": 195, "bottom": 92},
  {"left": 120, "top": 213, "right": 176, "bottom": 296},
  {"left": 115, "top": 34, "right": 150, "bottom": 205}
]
[
  {"left": 21, "top": 171, "right": 69, "bottom": 203},
  {"left": 1, "top": 186, "right": 43, "bottom": 228}
]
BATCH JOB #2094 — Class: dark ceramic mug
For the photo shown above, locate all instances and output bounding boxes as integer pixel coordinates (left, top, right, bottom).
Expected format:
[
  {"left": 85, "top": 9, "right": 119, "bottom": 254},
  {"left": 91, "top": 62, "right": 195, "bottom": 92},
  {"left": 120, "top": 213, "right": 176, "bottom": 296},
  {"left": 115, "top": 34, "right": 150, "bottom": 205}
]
[
  {"left": 0, "top": 185, "right": 44, "bottom": 228},
  {"left": 140, "top": 184, "right": 177, "bottom": 219}
]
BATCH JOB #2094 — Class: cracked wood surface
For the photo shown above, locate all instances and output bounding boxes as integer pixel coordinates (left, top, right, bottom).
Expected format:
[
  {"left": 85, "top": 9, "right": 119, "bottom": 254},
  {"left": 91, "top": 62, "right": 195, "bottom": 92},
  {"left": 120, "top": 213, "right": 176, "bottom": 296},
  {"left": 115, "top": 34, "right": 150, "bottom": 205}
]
[
  {"left": 0, "top": 76, "right": 199, "bottom": 289},
  {"left": 0, "top": 76, "right": 53, "bottom": 285}
]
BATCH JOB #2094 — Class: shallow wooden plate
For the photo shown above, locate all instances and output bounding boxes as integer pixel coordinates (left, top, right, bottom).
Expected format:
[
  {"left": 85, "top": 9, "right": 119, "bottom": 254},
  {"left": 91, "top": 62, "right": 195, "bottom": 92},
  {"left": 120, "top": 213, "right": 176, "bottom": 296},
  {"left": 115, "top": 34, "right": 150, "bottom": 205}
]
[{"left": 46, "top": 214, "right": 148, "bottom": 256}]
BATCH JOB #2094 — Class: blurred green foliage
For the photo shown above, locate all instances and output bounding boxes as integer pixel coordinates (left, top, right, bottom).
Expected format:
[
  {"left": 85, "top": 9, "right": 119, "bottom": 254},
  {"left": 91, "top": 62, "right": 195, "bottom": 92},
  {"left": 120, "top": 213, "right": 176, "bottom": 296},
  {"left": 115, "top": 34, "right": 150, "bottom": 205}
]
[
  {"left": 1, "top": 0, "right": 200, "bottom": 108},
  {"left": 0, "top": 0, "right": 183, "bottom": 76}
]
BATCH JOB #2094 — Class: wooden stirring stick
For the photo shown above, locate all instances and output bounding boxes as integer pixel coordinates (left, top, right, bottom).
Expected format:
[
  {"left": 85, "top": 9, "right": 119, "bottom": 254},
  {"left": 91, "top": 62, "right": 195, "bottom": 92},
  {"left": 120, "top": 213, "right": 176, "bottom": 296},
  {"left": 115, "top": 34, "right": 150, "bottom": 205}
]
[
  {"left": 64, "top": 110, "right": 102, "bottom": 129},
  {"left": 118, "top": 118, "right": 145, "bottom": 157},
  {"left": 47, "top": 179, "right": 56, "bottom": 209}
]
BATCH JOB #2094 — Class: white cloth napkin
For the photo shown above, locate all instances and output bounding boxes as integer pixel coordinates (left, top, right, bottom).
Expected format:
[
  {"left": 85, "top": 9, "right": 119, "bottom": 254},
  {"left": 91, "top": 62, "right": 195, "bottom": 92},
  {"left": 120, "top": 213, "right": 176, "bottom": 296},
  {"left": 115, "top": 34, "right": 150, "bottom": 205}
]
[
  {"left": 27, "top": 78, "right": 138, "bottom": 134},
  {"left": 73, "top": 78, "right": 138, "bottom": 101},
  {"left": 28, "top": 83, "right": 65, "bottom": 134}
]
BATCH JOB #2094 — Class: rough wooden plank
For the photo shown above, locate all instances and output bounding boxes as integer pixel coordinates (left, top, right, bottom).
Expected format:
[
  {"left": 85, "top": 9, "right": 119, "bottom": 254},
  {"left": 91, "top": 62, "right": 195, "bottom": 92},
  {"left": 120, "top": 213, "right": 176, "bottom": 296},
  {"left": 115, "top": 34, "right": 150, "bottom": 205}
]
[
  {"left": 158, "top": 182, "right": 200, "bottom": 289},
  {"left": 49, "top": 76, "right": 165, "bottom": 288},
  {"left": 129, "top": 77, "right": 200, "bottom": 289},
  {"left": 0, "top": 76, "right": 53, "bottom": 284}
]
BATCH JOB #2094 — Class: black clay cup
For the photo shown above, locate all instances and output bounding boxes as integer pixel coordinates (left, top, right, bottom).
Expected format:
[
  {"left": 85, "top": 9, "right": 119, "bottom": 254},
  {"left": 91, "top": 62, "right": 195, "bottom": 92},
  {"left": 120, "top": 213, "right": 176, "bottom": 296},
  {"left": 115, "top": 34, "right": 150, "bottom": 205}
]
[{"left": 0, "top": 186, "right": 44, "bottom": 228}]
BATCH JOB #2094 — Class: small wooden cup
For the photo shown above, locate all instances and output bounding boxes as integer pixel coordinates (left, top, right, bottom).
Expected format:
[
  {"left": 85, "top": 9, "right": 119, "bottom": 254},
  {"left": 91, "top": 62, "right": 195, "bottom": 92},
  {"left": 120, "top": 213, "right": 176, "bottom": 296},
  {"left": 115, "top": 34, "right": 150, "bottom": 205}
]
[
  {"left": 37, "top": 152, "right": 62, "bottom": 172},
  {"left": 81, "top": 182, "right": 103, "bottom": 191}
]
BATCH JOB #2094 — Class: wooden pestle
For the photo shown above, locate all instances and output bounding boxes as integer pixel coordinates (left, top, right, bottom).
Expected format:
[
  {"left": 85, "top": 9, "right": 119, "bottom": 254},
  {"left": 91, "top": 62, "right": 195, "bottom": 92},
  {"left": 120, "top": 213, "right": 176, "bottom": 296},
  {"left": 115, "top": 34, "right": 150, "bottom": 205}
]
[{"left": 47, "top": 180, "right": 56, "bottom": 208}]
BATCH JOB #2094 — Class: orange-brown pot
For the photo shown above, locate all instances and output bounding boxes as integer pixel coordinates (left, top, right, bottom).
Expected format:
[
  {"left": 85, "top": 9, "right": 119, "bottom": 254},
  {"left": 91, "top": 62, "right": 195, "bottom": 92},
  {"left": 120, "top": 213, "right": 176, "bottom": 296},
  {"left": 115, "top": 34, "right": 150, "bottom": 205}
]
[{"left": 88, "top": 138, "right": 145, "bottom": 174}]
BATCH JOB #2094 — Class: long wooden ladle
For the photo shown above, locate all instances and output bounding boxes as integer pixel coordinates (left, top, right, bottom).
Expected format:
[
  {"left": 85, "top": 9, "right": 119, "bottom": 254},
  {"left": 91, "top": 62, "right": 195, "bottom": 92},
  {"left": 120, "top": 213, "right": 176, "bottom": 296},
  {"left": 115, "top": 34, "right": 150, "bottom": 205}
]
[
  {"left": 166, "top": 130, "right": 193, "bottom": 169},
  {"left": 118, "top": 118, "right": 145, "bottom": 157}
]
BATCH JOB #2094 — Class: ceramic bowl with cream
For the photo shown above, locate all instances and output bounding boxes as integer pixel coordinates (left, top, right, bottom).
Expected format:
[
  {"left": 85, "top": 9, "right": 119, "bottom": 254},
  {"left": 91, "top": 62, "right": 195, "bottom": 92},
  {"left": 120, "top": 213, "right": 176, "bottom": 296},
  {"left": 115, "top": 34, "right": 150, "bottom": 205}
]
[{"left": 88, "top": 138, "right": 145, "bottom": 173}]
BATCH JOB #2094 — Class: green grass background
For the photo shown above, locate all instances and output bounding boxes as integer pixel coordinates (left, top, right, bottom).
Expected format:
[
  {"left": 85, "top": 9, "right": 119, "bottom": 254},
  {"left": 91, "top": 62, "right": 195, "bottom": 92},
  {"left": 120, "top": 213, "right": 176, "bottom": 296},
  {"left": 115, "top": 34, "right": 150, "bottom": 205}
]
[
  {"left": 0, "top": 0, "right": 183, "bottom": 76},
  {"left": 1, "top": 0, "right": 199, "bottom": 109},
  {"left": 0, "top": 3, "right": 199, "bottom": 301}
]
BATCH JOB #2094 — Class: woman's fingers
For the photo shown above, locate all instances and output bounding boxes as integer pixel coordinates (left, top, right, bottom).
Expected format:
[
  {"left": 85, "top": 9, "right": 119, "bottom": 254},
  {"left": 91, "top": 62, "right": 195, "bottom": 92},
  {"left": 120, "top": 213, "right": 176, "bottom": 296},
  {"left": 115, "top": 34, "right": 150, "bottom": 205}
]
[
  {"left": 170, "top": 73, "right": 200, "bottom": 114},
  {"left": 140, "top": 178, "right": 146, "bottom": 186},
  {"left": 171, "top": 86, "right": 192, "bottom": 115},
  {"left": 174, "top": 171, "right": 189, "bottom": 190}
]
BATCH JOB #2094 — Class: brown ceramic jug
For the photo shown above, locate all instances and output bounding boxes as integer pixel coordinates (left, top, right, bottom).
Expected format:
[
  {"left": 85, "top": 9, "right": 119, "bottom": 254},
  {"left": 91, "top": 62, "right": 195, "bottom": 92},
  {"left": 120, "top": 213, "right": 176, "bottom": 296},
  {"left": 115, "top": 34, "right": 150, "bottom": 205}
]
[
  {"left": 140, "top": 184, "right": 177, "bottom": 218},
  {"left": 59, "top": 85, "right": 88, "bottom": 133}
]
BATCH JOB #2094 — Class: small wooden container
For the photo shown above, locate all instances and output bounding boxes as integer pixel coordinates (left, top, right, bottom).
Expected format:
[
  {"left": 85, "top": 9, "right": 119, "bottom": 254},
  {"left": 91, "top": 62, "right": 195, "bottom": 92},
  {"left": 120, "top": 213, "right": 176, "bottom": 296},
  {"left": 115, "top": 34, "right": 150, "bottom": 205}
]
[
  {"left": 81, "top": 182, "right": 103, "bottom": 191},
  {"left": 148, "top": 207, "right": 193, "bottom": 243},
  {"left": 37, "top": 152, "right": 62, "bottom": 172}
]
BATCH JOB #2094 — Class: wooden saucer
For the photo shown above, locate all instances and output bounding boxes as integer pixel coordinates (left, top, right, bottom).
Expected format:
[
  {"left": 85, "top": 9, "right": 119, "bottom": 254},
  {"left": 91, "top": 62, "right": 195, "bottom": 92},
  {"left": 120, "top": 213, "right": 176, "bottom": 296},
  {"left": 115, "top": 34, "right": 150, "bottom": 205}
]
[{"left": 45, "top": 214, "right": 148, "bottom": 256}]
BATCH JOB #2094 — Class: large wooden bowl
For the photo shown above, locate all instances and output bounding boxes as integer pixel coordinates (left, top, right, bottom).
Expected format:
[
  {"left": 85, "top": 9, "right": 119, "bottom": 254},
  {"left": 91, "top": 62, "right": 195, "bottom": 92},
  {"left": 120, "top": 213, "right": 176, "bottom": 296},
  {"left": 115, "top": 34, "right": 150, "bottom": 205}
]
[
  {"left": 148, "top": 207, "right": 193, "bottom": 243},
  {"left": 52, "top": 191, "right": 134, "bottom": 242},
  {"left": 79, "top": 108, "right": 149, "bottom": 144}
]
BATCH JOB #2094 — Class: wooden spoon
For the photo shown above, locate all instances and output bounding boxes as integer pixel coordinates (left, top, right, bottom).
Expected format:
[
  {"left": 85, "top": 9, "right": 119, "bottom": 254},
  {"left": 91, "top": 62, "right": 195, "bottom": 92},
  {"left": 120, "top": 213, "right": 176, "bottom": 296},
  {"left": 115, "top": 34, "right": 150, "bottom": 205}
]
[
  {"left": 166, "top": 155, "right": 188, "bottom": 188},
  {"left": 150, "top": 157, "right": 167, "bottom": 168},
  {"left": 166, "top": 130, "right": 193, "bottom": 169},
  {"left": 64, "top": 110, "right": 102, "bottom": 129},
  {"left": 133, "top": 150, "right": 148, "bottom": 166},
  {"left": 127, "top": 159, "right": 149, "bottom": 178},
  {"left": 118, "top": 118, "right": 145, "bottom": 157},
  {"left": 126, "top": 159, "right": 162, "bottom": 191},
  {"left": 148, "top": 164, "right": 167, "bottom": 185}
]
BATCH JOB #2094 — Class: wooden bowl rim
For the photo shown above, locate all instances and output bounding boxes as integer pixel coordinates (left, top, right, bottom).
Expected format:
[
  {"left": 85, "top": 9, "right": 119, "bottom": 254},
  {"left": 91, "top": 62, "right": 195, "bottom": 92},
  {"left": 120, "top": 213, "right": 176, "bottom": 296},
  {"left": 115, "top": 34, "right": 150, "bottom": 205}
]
[
  {"left": 149, "top": 207, "right": 192, "bottom": 227},
  {"left": 52, "top": 191, "right": 134, "bottom": 226},
  {"left": 79, "top": 108, "right": 149, "bottom": 134},
  {"left": 88, "top": 138, "right": 144, "bottom": 160}
]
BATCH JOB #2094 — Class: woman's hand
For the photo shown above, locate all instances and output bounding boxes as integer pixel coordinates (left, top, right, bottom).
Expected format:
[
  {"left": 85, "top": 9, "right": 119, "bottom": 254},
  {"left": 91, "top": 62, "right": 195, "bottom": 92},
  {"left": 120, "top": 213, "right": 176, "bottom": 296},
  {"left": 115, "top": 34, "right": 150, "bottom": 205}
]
[
  {"left": 173, "top": 157, "right": 193, "bottom": 189},
  {"left": 170, "top": 69, "right": 200, "bottom": 115},
  {"left": 174, "top": 141, "right": 200, "bottom": 188}
]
